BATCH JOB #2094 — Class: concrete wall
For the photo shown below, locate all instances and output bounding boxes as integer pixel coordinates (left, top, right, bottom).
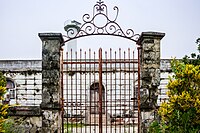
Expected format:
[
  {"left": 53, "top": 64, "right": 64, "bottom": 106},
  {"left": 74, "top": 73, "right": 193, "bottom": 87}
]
[
  {"left": 0, "top": 59, "right": 171, "bottom": 106},
  {"left": 0, "top": 60, "right": 42, "bottom": 106}
]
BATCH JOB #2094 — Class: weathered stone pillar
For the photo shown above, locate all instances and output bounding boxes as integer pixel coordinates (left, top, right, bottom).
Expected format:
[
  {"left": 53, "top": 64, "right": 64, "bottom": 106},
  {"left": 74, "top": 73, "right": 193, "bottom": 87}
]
[
  {"left": 137, "top": 32, "right": 165, "bottom": 132},
  {"left": 39, "top": 33, "right": 64, "bottom": 133}
]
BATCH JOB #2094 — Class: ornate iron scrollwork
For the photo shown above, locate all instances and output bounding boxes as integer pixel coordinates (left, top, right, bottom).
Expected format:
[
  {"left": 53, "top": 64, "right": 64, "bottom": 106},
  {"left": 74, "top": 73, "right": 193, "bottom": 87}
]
[{"left": 64, "top": 0, "right": 140, "bottom": 43}]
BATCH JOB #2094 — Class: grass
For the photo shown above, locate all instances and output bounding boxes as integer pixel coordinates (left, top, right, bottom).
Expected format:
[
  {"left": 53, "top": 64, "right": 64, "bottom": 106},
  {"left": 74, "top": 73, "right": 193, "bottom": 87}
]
[
  {"left": 64, "top": 123, "right": 85, "bottom": 133},
  {"left": 64, "top": 123, "right": 85, "bottom": 128}
]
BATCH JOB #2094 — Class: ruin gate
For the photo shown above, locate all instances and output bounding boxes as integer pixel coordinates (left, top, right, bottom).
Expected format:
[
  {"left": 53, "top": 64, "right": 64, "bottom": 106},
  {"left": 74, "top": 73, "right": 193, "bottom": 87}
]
[
  {"left": 1, "top": 0, "right": 165, "bottom": 133},
  {"left": 38, "top": 0, "right": 165, "bottom": 132}
]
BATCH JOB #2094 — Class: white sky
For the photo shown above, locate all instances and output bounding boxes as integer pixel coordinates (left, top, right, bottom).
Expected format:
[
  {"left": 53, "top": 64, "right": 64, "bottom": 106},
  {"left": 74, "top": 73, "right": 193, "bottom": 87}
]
[{"left": 0, "top": 0, "right": 200, "bottom": 60}]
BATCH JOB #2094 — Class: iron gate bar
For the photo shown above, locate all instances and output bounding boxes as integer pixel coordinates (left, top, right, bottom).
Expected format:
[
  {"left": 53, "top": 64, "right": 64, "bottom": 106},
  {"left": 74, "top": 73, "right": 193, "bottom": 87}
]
[
  {"left": 75, "top": 51, "right": 78, "bottom": 133},
  {"left": 66, "top": 50, "right": 69, "bottom": 131},
  {"left": 61, "top": 48, "right": 64, "bottom": 133},
  {"left": 94, "top": 52, "right": 97, "bottom": 132},
  {"left": 114, "top": 51, "right": 117, "bottom": 133},
  {"left": 129, "top": 48, "right": 132, "bottom": 133},
  {"left": 123, "top": 50, "right": 126, "bottom": 133},
  {"left": 84, "top": 51, "right": 87, "bottom": 133},
  {"left": 109, "top": 48, "right": 113, "bottom": 133},
  {"left": 119, "top": 48, "right": 121, "bottom": 133},
  {"left": 71, "top": 49, "right": 73, "bottom": 132},
  {"left": 98, "top": 48, "right": 103, "bottom": 133},
  {"left": 105, "top": 51, "right": 108, "bottom": 133},
  {"left": 89, "top": 49, "right": 91, "bottom": 133},
  {"left": 79, "top": 49, "right": 83, "bottom": 133}
]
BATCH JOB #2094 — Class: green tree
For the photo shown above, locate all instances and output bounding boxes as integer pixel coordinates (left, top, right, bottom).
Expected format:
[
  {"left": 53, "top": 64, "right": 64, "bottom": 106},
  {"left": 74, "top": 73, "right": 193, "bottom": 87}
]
[
  {"left": 0, "top": 72, "right": 9, "bottom": 132},
  {"left": 197, "top": 38, "right": 200, "bottom": 52},
  {"left": 183, "top": 38, "right": 200, "bottom": 65}
]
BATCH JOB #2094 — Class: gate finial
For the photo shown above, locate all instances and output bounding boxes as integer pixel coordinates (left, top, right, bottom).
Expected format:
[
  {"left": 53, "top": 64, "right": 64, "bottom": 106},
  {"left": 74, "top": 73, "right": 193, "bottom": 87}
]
[{"left": 96, "top": 0, "right": 104, "bottom": 12}]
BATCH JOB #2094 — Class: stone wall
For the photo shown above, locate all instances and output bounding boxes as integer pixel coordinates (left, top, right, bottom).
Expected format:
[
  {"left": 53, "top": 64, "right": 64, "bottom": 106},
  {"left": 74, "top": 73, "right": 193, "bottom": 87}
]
[
  {"left": 39, "top": 33, "right": 64, "bottom": 132},
  {"left": 138, "top": 32, "right": 165, "bottom": 110},
  {"left": 8, "top": 106, "right": 42, "bottom": 132},
  {"left": 137, "top": 32, "right": 165, "bottom": 132}
]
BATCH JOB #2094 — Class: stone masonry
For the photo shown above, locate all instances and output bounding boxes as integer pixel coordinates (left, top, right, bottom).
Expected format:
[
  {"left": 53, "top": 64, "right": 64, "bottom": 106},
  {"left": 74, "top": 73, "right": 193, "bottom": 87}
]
[
  {"left": 39, "top": 33, "right": 64, "bottom": 133},
  {"left": 8, "top": 106, "right": 42, "bottom": 132},
  {"left": 137, "top": 32, "right": 165, "bottom": 132}
]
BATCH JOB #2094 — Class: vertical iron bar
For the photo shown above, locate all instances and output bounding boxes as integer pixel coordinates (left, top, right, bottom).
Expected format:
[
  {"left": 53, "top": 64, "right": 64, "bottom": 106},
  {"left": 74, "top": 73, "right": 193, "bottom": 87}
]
[
  {"left": 98, "top": 48, "right": 103, "bottom": 133},
  {"left": 61, "top": 48, "right": 64, "bottom": 133},
  {"left": 123, "top": 50, "right": 126, "bottom": 133},
  {"left": 133, "top": 50, "right": 136, "bottom": 131},
  {"left": 105, "top": 51, "right": 108, "bottom": 133},
  {"left": 110, "top": 48, "right": 113, "bottom": 133},
  {"left": 94, "top": 51, "right": 96, "bottom": 132},
  {"left": 133, "top": 49, "right": 136, "bottom": 132},
  {"left": 137, "top": 47, "right": 141, "bottom": 133},
  {"left": 84, "top": 51, "right": 87, "bottom": 133},
  {"left": 128, "top": 48, "right": 131, "bottom": 133},
  {"left": 75, "top": 51, "right": 78, "bottom": 133},
  {"left": 89, "top": 49, "right": 92, "bottom": 133},
  {"left": 119, "top": 48, "right": 122, "bottom": 133},
  {"left": 70, "top": 49, "right": 73, "bottom": 132},
  {"left": 114, "top": 51, "right": 117, "bottom": 133},
  {"left": 80, "top": 49, "right": 83, "bottom": 133},
  {"left": 66, "top": 51, "right": 69, "bottom": 132}
]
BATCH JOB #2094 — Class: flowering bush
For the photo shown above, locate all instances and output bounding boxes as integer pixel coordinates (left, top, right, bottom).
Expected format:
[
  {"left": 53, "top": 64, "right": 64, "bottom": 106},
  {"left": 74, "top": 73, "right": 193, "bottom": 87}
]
[{"left": 158, "top": 60, "right": 200, "bottom": 132}]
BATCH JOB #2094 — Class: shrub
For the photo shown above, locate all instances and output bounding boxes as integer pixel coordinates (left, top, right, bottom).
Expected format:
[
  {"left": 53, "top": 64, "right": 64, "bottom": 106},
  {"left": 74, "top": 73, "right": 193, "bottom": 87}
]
[
  {"left": 0, "top": 72, "right": 9, "bottom": 132},
  {"left": 157, "top": 60, "right": 200, "bottom": 132}
]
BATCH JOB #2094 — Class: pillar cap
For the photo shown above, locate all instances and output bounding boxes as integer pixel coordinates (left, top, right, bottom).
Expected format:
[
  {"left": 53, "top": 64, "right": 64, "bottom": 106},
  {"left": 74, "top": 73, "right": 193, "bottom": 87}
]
[
  {"left": 137, "top": 32, "right": 165, "bottom": 45},
  {"left": 38, "top": 33, "right": 64, "bottom": 44}
]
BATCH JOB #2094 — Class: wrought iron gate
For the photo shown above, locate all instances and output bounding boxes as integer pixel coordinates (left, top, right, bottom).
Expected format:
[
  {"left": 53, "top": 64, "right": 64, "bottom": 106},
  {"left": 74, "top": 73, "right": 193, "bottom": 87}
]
[
  {"left": 61, "top": 48, "right": 140, "bottom": 133},
  {"left": 60, "top": 0, "right": 142, "bottom": 132}
]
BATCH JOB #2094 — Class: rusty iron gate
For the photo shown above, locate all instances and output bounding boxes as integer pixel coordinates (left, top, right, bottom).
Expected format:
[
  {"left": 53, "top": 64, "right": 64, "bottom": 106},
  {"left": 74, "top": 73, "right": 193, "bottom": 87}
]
[
  {"left": 61, "top": 48, "right": 140, "bottom": 133},
  {"left": 60, "top": 0, "right": 142, "bottom": 132}
]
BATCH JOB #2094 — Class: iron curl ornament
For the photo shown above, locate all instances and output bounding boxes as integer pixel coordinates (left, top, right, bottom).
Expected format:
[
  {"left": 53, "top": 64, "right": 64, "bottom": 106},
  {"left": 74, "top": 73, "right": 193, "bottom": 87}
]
[{"left": 63, "top": 0, "right": 140, "bottom": 43}]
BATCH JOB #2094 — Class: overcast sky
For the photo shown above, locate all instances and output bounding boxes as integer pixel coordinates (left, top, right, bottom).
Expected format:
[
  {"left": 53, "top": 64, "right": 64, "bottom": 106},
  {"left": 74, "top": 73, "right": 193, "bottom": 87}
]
[{"left": 0, "top": 0, "right": 200, "bottom": 60}]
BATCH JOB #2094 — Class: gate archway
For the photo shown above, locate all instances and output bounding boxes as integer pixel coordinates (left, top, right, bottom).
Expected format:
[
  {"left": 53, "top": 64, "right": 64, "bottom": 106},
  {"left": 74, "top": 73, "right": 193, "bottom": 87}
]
[{"left": 61, "top": 0, "right": 141, "bottom": 133}]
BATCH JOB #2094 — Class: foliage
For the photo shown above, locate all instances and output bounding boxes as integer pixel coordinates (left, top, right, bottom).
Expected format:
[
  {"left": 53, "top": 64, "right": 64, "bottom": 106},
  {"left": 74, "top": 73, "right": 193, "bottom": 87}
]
[
  {"left": 2, "top": 118, "right": 25, "bottom": 133},
  {"left": 157, "top": 60, "right": 200, "bottom": 132},
  {"left": 197, "top": 38, "right": 200, "bottom": 52},
  {"left": 149, "top": 120, "right": 162, "bottom": 133},
  {"left": 0, "top": 72, "right": 9, "bottom": 132},
  {"left": 1, "top": 118, "right": 15, "bottom": 133},
  {"left": 64, "top": 123, "right": 84, "bottom": 133},
  {"left": 182, "top": 38, "right": 200, "bottom": 65}
]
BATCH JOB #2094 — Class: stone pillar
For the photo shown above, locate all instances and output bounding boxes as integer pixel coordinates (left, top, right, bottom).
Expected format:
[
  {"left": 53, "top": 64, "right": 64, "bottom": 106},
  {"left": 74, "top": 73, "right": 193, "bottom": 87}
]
[
  {"left": 137, "top": 32, "right": 165, "bottom": 132},
  {"left": 39, "top": 33, "right": 64, "bottom": 133}
]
